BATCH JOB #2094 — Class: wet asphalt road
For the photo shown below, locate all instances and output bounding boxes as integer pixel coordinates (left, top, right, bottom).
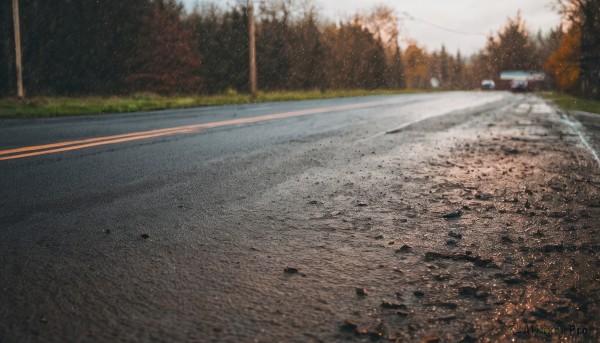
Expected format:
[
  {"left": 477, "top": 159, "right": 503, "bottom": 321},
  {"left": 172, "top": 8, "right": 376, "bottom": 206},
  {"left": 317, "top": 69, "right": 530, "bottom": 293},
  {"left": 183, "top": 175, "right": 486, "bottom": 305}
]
[
  {"left": 0, "top": 92, "right": 506, "bottom": 227},
  {"left": 2, "top": 91, "right": 596, "bottom": 342}
]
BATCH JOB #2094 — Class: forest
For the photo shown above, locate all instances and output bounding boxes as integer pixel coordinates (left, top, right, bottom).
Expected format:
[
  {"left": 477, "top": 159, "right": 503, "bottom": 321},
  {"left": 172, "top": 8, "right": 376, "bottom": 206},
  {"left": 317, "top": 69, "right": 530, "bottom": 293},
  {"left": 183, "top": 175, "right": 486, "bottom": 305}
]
[{"left": 0, "top": 0, "right": 598, "bottom": 99}]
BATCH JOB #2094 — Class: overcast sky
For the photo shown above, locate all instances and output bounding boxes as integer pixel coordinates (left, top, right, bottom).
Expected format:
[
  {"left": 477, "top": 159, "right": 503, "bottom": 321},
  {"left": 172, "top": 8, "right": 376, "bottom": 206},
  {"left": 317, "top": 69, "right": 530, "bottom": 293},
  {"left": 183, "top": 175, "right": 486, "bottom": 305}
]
[{"left": 182, "top": 0, "right": 562, "bottom": 56}]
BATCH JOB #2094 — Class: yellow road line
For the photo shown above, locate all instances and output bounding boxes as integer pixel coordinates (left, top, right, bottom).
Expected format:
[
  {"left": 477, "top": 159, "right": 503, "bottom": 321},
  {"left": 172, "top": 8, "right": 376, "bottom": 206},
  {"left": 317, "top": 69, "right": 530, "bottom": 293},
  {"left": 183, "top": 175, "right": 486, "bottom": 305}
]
[
  {"left": 0, "top": 100, "right": 392, "bottom": 161},
  {"left": 0, "top": 126, "right": 197, "bottom": 156},
  {"left": 0, "top": 129, "right": 198, "bottom": 161}
]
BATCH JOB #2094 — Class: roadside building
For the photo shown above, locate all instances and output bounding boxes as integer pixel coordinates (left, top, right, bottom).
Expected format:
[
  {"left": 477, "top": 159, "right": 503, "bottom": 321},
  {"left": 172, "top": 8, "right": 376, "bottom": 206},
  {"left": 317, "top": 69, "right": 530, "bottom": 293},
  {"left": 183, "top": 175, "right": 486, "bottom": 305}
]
[{"left": 499, "top": 71, "right": 546, "bottom": 91}]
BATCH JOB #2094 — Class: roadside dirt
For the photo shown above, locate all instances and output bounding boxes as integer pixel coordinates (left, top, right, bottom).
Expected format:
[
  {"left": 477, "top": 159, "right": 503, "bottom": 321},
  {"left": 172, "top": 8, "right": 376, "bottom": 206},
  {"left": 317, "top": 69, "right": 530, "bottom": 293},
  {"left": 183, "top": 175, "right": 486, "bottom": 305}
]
[
  {"left": 243, "top": 97, "right": 600, "bottom": 342},
  {"left": 338, "top": 100, "right": 600, "bottom": 341}
]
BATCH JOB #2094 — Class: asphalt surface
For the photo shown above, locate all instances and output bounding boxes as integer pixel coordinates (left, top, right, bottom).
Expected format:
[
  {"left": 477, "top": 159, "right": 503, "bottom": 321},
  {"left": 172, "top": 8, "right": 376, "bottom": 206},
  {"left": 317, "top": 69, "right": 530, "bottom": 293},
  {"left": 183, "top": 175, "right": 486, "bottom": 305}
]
[
  {"left": 0, "top": 92, "right": 505, "bottom": 227},
  {"left": 1, "top": 92, "right": 598, "bottom": 342}
]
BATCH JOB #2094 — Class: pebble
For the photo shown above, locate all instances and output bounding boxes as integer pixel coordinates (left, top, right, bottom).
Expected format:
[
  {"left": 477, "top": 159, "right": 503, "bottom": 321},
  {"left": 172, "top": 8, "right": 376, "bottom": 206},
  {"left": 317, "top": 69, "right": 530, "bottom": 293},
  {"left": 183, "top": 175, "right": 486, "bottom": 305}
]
[
  {"left": 448, "top": 231, "right": 462, "bottom": 239},
  {"left": 442, "top": 210, "right": 463, "bottom": 219},
  {"left": 422, "top": 336, "right": 441, "bottom": 343},
  {"left": 475, "top": 193, "right": 493, "bottom": 200},
  {"left": 396, "top": 310, "right": 409, "bottom": 317},
  {"left": 458, "top": 285, "right": 477, "bottom": 296},
  {"left": 434, "top": 274, "right": 452, "bottom": 281},
  {"left": 356, "top": 288, "right": 368, "bottom": 296},
  {"left": 396, "top": 244, "right": 413, "bottom": 253},
  {"left": 475, "top": 289, "right": 490, "bottom": 299},
  {"left": 341, "top": 320, "right": 358, "bottom": 330},
  {"left": 500, "top": 235, "right": 513, "bottom": 244},
  {"left": 504, "top": 277, "right": 525, "bottom": 285},
  {"left": 460, "top": 334, "right": 477, "bottom": 343},
  {"left": 356, "top": 328, "right": 369, "bottom": 335},
  {"left": 284, "top": 267, "right": 299, "bottom": 274},
  {"left": 446, "top": 239, "right": 458, "bottom": 246},
  {"left": 381, "top": 300, "right": 407, "bottom": 310},
  {"left": 542, "top": 244, "right": 564, "bottom": 252}
]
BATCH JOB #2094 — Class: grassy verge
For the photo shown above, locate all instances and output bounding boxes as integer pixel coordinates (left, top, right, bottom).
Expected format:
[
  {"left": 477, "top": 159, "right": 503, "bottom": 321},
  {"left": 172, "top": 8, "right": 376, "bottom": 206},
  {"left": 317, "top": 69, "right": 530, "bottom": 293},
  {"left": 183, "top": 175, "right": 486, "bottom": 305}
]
[
  {"left": 0, "top": 89, "right": 433, "bottom": 119},
  {"left": 540, "top": 92, "right": 600, "bottom": 115}
]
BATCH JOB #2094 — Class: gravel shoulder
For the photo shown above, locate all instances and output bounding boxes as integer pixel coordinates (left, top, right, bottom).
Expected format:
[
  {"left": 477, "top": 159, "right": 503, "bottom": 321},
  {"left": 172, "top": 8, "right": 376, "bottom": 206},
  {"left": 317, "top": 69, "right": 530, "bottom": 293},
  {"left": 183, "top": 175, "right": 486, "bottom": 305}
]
[{"left": 236, "top": 94, "right": 600, "bottom": 342}]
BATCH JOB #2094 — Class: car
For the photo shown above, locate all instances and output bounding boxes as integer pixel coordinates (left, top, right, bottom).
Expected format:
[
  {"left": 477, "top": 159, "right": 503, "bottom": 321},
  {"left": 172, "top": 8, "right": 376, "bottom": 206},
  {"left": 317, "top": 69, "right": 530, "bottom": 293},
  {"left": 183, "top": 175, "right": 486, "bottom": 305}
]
[
  {"left": 510, "top": 80, "right": 529, "bottom": 92},
  {"left": 481, "top": 80, "right": 495, "bottom": 90}
]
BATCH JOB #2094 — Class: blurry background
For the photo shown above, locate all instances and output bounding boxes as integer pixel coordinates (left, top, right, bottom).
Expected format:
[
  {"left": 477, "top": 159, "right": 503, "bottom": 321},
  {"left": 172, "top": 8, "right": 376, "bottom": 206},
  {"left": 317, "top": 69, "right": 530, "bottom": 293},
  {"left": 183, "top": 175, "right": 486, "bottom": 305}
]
[{"left": 0, "top": 0, "right": 598, "bottom": 99}]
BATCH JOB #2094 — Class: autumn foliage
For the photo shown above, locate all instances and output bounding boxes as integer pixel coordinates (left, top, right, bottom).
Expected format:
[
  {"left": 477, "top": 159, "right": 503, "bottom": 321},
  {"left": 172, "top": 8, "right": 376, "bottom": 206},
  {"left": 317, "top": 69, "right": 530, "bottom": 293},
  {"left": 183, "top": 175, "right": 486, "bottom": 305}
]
[
  {"left": 549, "top": 0, "right": 600, "bottom": 98},
  {"left": 544, "top": 25, "right": 581, "bottom": 90},
  {"left": 0, "top": 0, "right": 598, "bottom": 97}
]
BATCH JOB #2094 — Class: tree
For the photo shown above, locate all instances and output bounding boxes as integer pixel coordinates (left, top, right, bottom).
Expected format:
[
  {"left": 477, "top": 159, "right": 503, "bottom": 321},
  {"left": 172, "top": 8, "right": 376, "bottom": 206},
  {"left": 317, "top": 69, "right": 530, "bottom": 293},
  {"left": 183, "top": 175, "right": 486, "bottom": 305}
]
[
  {"left": 451, "top": 51, "right": 465, "bottom": 89},
  {"left": 356, "top": 6, "right": 404, "bottom": 88},
  {"left": 126, "top": 0, "right": 202, "bottom": 94},
  {"left": 0, "top": 0, "right": 150, "bottom": 96},
  {"left": 404, "top": 42, "right": 429, "bottom": 89},
  {"left": 556, "top": 0, "right": 600, "bottom": 98},
  {"left": 544, "top": 25, "right": 581, "bottom": 90},
  {"left": 188, "top": 4, "right": 249, "bottom": 94},
  {"left": 0, "top": 1, "right": 14, "bottom": 95},
  {"left": 387, "top": 47, "right": 405, "bottom": 89},
  {"left": 484, "top": 12, "right": 536, "bottom": 76},
  {"left": 285, "top": 8, "right": 326, "bottom": 89},
  {"left": 256, "top": 1, "right": 293, "bottom": 91},
  {"left": 321, "top": 20, "right": 388, "bottom": 90}
]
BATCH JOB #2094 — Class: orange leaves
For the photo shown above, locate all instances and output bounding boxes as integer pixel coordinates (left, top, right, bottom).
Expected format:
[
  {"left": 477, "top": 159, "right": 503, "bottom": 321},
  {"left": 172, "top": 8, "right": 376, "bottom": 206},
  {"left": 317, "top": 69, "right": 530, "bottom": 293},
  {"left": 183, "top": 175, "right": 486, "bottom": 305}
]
[
  {"left": 404, "top": 42, "right": 430, "bottom": 89},
  {"left": 544, "top": 25, "right": 581, "bottom": 90}
]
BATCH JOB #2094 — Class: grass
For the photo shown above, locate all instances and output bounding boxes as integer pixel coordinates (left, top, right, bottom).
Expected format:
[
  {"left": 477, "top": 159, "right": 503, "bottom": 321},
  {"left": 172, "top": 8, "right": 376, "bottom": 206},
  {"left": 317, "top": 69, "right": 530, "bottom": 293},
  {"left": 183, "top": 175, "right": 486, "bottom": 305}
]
[
  {"left": 0, "top": 89, "right": 433, "bottom": 118},
  {"left": 540, "top": 92, "right": 600, "bottom": 115}
]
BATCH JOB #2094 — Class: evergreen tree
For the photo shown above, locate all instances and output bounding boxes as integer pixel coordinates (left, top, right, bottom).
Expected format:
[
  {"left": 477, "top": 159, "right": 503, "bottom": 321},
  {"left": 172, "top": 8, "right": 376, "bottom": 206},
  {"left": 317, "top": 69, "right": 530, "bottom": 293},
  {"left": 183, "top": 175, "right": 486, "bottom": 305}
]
[
  {"left": 484, "top": 12, "right": 535, "bottom": 75},
  {"left": 439, "top": 45, "right": 449, "bottom": 87},
  {"left": 126, "top": 0, "right": 202, "bottom": 94},
  {"left": 0, "top": 1, "right": 14, "bottom": 95}
]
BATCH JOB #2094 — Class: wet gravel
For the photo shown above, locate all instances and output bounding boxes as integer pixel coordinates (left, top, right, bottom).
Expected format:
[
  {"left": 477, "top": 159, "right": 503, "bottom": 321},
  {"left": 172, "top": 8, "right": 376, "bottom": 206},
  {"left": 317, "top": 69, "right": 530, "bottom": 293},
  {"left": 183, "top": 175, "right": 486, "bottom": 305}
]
[{"left": 249, "top": 96, "right": 600, "bottom": 342}]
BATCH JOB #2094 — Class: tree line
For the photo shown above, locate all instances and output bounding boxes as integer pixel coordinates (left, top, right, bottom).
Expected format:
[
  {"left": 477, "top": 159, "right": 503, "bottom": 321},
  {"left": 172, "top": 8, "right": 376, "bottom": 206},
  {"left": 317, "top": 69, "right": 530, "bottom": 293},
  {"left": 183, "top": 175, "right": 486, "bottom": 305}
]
[
  {"left": 0, "top": 0, "right": 200, "bottom": 96},
  {"left": 0, "top": 0, "right": 598, "bottom": 99},
  {"left": 545, "top": 0, "right": 600, "bottom": 99},
  {"left": 0, "top": 0, "right": 404, "bottom": 96}
]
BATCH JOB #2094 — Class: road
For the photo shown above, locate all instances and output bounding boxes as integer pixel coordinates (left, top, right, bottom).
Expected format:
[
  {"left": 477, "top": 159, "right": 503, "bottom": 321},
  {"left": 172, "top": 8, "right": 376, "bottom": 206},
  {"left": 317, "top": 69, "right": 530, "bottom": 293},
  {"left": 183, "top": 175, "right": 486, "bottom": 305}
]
[{"left": 1, "top": 92, "right": 599, "bottom": 342}]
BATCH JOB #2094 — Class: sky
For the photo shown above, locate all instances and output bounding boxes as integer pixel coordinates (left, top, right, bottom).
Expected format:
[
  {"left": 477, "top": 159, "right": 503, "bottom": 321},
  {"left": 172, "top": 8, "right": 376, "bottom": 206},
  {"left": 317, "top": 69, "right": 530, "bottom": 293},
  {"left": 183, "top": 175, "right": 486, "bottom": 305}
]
[{"left": 182, "top": 0, "right": 562, "bottom": 56}]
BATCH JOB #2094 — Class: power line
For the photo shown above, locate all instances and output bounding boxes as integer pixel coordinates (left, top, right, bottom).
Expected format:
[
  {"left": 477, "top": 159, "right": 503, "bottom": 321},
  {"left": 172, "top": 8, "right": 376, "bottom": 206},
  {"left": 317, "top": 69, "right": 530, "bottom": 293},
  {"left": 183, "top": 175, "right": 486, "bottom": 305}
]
[{"left": 400, "top": 12, "right": 487, "bottom": 36}]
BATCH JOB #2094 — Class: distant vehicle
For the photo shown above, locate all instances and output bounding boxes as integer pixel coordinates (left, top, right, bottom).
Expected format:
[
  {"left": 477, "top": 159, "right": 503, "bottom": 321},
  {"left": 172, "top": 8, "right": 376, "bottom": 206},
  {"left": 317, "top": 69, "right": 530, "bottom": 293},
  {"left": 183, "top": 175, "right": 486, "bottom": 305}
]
[
  {"left": 510, "top": 80, "right": 529, "bottom": 92},
  {"left": 481, "top": 80, "right": 495, "bottom": 90}
]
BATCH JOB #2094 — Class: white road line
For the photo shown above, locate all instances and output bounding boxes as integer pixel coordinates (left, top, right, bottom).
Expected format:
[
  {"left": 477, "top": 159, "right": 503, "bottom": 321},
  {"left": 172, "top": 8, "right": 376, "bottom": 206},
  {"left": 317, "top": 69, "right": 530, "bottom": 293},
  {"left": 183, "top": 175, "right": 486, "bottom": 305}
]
[
  {"left": 560, "top": 112, "right": 600, "bottom": 168},
  {"left": 365, "top": 97, "right": 512, "bottom": 140}
]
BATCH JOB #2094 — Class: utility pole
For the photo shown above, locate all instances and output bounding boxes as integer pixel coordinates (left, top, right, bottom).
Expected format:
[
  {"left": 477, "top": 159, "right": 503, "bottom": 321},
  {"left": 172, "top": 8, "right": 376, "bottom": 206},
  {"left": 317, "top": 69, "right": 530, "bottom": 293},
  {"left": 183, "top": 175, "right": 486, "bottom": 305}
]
[
  {"left": 12, "top": 0, "right": 24, "bottom": 99},
  {"left": 248, "top": 0, "right": 258, "bottom": 98}
]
